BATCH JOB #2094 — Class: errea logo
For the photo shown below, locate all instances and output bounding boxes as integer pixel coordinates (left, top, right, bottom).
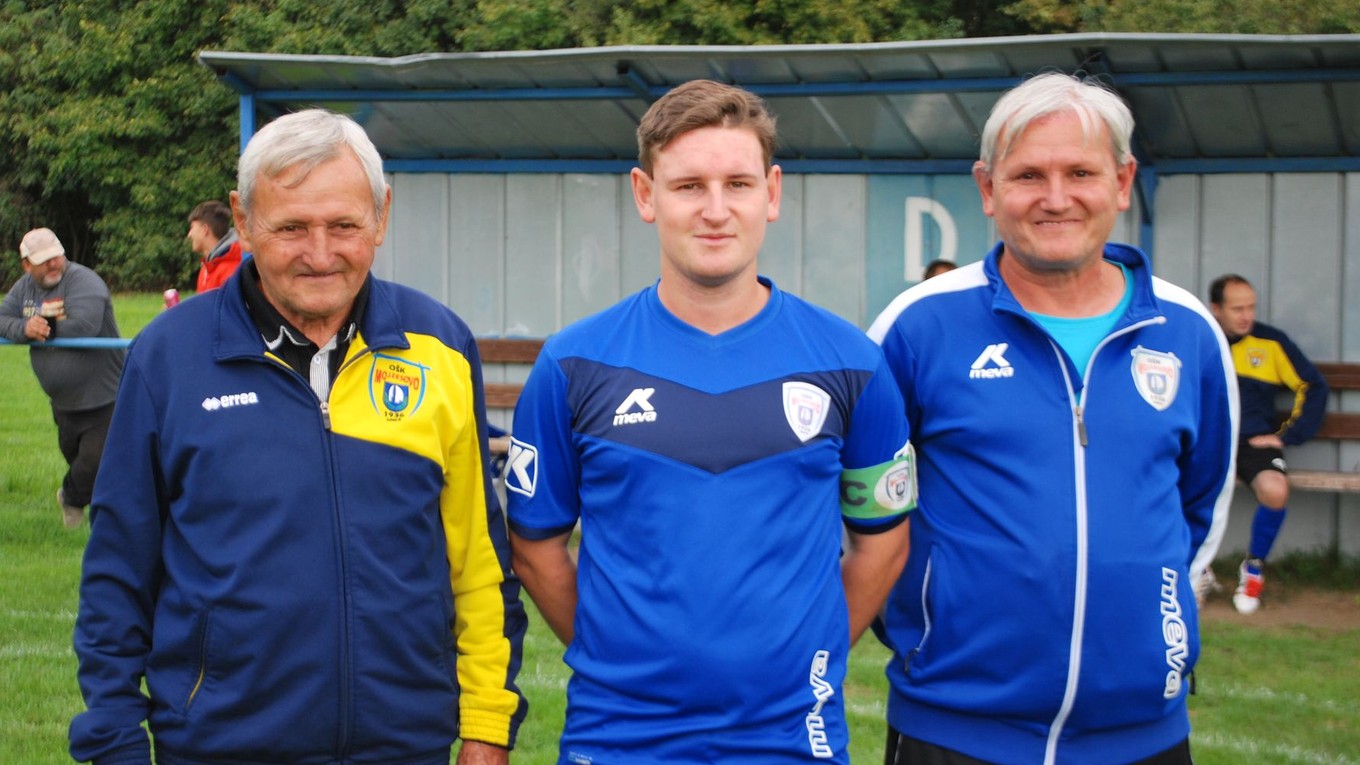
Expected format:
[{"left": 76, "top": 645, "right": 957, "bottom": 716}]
[
  {"left": 613, "top": 388, "right": 657, "bottom": 426},
  {"left": 202, "top": 392, "right": 260, "bottom": 411},
  {"left": 969, "top": 343, "right": 1014, "bottom": 379}
]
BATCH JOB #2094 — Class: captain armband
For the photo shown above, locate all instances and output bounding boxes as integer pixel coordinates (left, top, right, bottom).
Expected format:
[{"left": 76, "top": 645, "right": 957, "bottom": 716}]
[{"left": 840, "top": 443, "right": 917, "bottom": 521}]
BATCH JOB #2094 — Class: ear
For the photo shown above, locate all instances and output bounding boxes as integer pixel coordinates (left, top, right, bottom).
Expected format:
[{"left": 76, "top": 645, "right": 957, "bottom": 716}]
[
  {"left": 631, "top": 167, "right": 656, "bottom": 224},
  {"left": 766, "top": 164, "right": 782, "bottom": 223},
  {"left": 229, "top": 191, "right": 252, "bottom": 251},
  {"left": 373, "top": 185, "right": 393, "bottom": 246},
  {"left": 1115, "top": 158, "right": 1137, "bottom": 212},
  {"left": 973, "top": 161, "right": 996, "bottom": 218}
]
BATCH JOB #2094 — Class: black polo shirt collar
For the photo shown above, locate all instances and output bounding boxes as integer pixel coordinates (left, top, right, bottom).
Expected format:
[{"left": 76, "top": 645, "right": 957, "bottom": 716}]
[{"left": 239, "top": 261, "right": 368, "bottom": 384}]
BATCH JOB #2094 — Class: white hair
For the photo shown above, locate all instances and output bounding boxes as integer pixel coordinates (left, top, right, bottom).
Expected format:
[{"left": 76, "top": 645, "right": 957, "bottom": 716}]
[
  {"left": 236, "top": 109, "right": 388, "bottom": 219},
  {"left": 979, "top": 72, "right": 1135, "bottom": 172}
]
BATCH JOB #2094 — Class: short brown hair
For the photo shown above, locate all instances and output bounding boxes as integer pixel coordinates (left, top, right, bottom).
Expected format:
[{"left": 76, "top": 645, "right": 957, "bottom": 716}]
[
  {"left": 1209, "top": 273, "right": 1252, "bottom": 306},
  {"left": 636, "top": 80, "right": 777, "bottom": 176},
  {"left": 188, "top": 200, "right": 233, "bottom": 240}
]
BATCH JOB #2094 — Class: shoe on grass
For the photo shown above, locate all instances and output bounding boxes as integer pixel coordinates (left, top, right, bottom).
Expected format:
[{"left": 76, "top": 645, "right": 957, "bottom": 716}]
[
  {"left": 1193, "top": 567, "right": 1221, "bottom": 607},
  {"left": 1232, "top": 558, "right": 1264, "bottom": 615},
  {"left": 58, "top": 488, "right": 84, "bottom": 529}
]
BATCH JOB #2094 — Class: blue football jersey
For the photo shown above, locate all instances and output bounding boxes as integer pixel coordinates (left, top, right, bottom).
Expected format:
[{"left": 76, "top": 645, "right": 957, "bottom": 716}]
[{"left": 507, "top": 279, "right": 911, "bottom": 763}]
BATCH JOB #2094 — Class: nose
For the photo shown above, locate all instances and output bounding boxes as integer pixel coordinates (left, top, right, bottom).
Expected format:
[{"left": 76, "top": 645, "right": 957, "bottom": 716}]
[
  {"left": 700, "top": 186, "right": 729, "bottom": 222},
  {"left": 1040, "top": 177, "right": 1071, "bottom": 210},
  {"left": 299, "top": 226, "right": 345, "bottom": 269}
]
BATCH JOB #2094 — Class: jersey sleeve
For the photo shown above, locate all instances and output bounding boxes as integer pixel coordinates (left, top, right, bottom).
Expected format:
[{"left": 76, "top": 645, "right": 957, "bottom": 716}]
[
  {"left": 1183, "top": 320, "right": 1239, "bottom": 579},
  {"left": 505, "top": 348, "right": 581, "bottom": 540},
  {"left": 442, "top": 335, "right": 528, "bottom": 748},
  {"left": 839, "top": 354, "right": 916, "bottom": 534},
  {"left": 0, "top": 280, "right": 29, "bottom": 341},
  {"left": 1275, "top": 333, "right": 1329, "bottom": 445},
  {"left": 70, "top": 353, "right": 161, "bottom": 764}
]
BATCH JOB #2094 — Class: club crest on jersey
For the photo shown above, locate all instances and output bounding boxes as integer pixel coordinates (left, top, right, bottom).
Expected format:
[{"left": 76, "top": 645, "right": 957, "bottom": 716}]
[
  {"left": 1130, "top": 346, "right": 1181, "bottom": 412},
  {"left": 784, "top": 381, "right": 831, "bottom": 443},
  {"left": 878, "top": 444, "right": 917, "bottom": 511},
  {"left": 1248, "top": 349, "right": 1266, "bottom": 368},
  {"left": 368, "top": 353, "right": 429, "bottom": 421}
]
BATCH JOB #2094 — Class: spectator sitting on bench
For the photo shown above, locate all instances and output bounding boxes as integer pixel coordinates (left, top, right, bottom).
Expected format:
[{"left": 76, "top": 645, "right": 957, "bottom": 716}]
[{"left": 1209, "top": 273, "right": 1329, "bottom": 614}]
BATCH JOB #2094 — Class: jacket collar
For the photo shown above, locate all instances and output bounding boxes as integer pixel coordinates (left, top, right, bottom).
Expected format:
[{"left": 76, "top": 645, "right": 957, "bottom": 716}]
[
  {"left": 207, "top": 229, "right": 239, "bottom": 262},
  {"left": 212, "top": 264, "right": 410, "bottom": 363},
  {"left": 983, "top": 241, "right": 1163, "bottom": 326}
]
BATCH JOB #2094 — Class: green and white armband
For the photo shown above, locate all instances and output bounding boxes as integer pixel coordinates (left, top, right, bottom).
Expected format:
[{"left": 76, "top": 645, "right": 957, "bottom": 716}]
[{"left": 840, "top": 443, "right": 917, "bottom": 521}]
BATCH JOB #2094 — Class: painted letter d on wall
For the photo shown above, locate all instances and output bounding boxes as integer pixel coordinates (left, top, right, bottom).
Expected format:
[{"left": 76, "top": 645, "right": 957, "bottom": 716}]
[{"left": 904, "top": 197, "right": 958, "bottom": 282}]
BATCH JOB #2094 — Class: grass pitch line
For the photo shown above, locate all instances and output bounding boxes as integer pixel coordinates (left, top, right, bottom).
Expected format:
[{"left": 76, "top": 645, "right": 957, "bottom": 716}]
[
  {"left": 1211, "top": 682, "right": 1360, "bottom": 716},
  {"left": 1193, "top": 732, "right": 1357, "bottom": 765},
  {"left": 0, "top": 643, "right": 70, "bottom": 659},
  {"left": 2, "top": 608, "right": 77, "bottom": 621}
]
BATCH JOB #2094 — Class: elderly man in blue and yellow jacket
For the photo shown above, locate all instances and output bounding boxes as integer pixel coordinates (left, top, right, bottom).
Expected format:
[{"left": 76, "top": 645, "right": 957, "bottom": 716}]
[{"left": 70, "top": 109, "right": 526, "bottom": 765}]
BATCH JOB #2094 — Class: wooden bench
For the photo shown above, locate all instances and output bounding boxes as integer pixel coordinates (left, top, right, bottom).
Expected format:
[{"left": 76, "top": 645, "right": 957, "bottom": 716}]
[
  {"left": 1284, "top": 362, "right": 1360, "bottom": 493},
  {"left": 476, "top": 338, "right": 543, "bottom": 456}
]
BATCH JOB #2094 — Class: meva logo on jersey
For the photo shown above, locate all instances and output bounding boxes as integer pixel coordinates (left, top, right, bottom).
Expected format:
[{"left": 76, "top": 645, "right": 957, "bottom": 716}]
[
  {"left": 613, "top": 388, "right": 657, "bottom": 426},
  {"left": 969, "top": 343, "right": 1013, "bottom": 379},
  {"left": 368, "top": 352, "right": 429, "bottom": 421}
]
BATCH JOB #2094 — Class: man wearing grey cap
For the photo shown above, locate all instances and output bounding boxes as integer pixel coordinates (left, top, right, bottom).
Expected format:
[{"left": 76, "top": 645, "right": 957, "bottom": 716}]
[{"left": 0, "top": 227, "right": 124, "bottom": 528}]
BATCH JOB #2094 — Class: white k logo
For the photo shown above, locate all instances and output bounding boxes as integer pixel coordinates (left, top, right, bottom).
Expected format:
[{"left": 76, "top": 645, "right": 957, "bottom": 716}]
[
  {"left": 615, "top": 388, "right": 656, "bottom": 414},
  {"left": 971, "top": 343, "right": 1011, "bottom": 370},
  {"left": 504, "top": 438, "right": 538, "bottom": 497}
]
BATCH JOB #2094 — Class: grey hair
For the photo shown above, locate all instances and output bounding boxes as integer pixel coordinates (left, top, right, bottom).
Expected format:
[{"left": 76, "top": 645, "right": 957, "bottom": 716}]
[
  {"left": 236, "top": 109, "right": 388, "bottom": 219},
  {"left": 978, "top": 72, "right": 1134, "bottom": 172}
]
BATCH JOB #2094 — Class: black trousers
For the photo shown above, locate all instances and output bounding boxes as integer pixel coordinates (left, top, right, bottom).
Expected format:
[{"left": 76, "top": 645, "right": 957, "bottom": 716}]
[
  {"left": 53, "top": 402, "right": 114, "bottom": 508},
  {"left": 885, "top": 728, "right": 1194, "bottom": 765}
]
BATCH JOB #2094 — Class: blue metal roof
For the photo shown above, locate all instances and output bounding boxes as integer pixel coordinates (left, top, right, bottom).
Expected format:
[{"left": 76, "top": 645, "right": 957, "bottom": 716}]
[{"left": 198, "top": 34, "right": 1360, "bottom": 175}]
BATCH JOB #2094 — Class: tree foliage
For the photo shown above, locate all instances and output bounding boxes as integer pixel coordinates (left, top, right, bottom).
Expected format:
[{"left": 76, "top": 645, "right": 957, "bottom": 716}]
[
  {"left": 1003, "top": 0, "right": 1360, "bottom": 34},
  {"left": 0, "top": 0, "right": 1353, "bottom": 289}
]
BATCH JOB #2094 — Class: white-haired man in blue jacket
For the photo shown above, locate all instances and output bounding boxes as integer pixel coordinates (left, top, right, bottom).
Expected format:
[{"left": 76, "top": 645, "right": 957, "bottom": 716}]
[{"left": 869, "top": 72, "right": 1238, "bottom": 765}]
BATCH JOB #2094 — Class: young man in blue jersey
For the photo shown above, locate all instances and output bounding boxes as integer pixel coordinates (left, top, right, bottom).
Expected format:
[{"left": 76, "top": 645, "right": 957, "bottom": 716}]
[
  {"left": 1209, "top": 274, "right": 1328, "bottom": 614},
  {"left": 506, "top": 79, "right": 917, "bottom": 764},
  {"left": 869, "top": 73, "right": 1238, "bottom": 765}
]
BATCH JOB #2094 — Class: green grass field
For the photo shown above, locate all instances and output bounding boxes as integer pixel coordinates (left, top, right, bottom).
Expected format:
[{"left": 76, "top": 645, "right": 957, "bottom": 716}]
[{"left": 2, "top": 293, "right": 1357, "bottom": 763}]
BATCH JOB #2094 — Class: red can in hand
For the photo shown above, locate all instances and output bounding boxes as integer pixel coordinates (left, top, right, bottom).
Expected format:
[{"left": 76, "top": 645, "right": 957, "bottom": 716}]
[{"left": 163, "top": 289, "right": 180, "bottom": 309}]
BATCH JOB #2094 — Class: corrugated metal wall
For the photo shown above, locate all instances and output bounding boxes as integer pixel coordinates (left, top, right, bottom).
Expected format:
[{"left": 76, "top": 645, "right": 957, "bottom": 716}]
[{"left": 377, "top": 170, "right": 1359, "bottom": 556}]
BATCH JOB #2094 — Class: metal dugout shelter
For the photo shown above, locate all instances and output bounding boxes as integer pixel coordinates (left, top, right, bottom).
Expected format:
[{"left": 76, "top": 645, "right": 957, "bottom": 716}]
[{"left": 199, "top": 34, "right": 1360, "bottom": 555}]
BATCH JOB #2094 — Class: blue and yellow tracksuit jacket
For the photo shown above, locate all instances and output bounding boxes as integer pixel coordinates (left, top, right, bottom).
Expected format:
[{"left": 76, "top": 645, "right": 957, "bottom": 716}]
[
  {"left": 70, "top": 271, "right": 526, "bottom": 765},
  {"left": 1229, "top": 321, "right": 1328, "bottom": 443}
]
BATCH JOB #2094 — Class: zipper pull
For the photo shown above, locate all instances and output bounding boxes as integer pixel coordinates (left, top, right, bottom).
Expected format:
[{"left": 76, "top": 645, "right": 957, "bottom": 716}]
[
  {"left": 1075, "top": 405, "right": 1088, "bottom": 447},
  {"left": 320, "top": 400, "right": 332, "bottom": 430}
]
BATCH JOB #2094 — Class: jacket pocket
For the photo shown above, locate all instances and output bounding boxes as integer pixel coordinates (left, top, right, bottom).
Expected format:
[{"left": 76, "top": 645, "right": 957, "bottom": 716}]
[
  {"left": 906, "top": 555, "right": 935, "bottom": 671},
  {"left": 181, "top": 607, "right": 213, "bottom": 715},
  {"left": 147, "top": 604, "right": 214, "bottom": 720}
]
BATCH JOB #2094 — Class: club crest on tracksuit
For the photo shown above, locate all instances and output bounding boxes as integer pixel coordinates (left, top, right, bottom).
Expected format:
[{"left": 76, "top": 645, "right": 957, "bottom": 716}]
[
  {"left": 783, "top": 381, "right": 830, "bottom": 443},
  {"left": 1130, "top": 347, "right": 1181, "bottom": 412},
  {"left": 369, "top": 353, "right": 428, "bottom": 421}
]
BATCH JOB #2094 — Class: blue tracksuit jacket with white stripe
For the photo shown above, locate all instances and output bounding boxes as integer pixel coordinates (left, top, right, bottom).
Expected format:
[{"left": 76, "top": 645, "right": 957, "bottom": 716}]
[{"left": 868, "top": 243, "right": 1237, "bottom": 765}]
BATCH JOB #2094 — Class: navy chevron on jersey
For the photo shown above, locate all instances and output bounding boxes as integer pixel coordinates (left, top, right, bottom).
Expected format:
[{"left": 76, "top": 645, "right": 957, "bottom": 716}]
[{"left": 507, "top": 278, "right": 912, "bottom": 764}]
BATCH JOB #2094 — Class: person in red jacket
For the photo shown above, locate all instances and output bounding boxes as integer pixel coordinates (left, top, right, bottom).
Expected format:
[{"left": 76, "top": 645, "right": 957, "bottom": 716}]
[{"left": 186, "top": 200, "right": 244, "bottom": 293}]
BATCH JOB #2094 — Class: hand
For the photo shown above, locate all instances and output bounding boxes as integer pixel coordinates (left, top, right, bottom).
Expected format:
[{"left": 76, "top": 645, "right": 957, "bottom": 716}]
[
  {"left": 24, "top": 315, "right": 51, "bottom": 342},
  {"left": 456, "top": 740, "right": 510, "bottom": 765},
  {"left": 1248, "top": 434, "right": 1284, "bottom": 450}
]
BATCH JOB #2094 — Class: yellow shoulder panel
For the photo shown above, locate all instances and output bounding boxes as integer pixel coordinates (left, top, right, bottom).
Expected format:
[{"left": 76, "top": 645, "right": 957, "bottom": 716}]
[{"left": 329, "top": 333, "right": 476, "bottom": 467}]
